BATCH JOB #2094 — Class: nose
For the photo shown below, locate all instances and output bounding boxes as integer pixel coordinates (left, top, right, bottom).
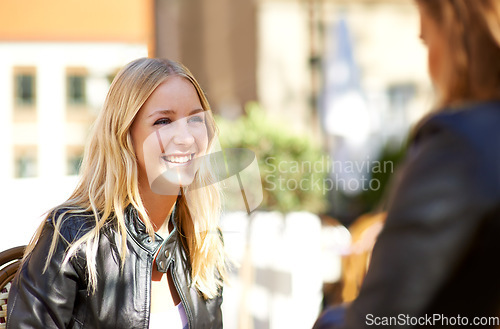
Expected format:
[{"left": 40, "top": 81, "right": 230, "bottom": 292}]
[{"left": 172, "top": 120, "right": 195, "bottom": 146}]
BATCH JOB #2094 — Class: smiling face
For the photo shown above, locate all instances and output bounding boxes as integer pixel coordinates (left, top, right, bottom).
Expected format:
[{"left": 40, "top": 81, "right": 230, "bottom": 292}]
[{"left": 131, "top": 76, "right": 209, "bottom": 195}]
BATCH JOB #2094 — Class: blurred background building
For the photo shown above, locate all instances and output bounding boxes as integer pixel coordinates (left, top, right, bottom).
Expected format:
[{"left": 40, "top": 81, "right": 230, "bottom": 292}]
[
  {"left": 0, "top": 0, "right": 150, "bottom": 249},
  {"left": 154, "top": 0, "right": 433, "bottom": 222},
  {"left": 0, "top": 0, "right": 433, "bottom": 328}
]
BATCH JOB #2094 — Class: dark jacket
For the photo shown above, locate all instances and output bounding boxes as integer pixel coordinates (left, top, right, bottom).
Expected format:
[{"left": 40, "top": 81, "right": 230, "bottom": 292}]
[
  {"left": 7, "top": 205, "right": 223, "bottom": 329},
  {"left": 314, "top": 101, "right": 500, "bottom": 328}
]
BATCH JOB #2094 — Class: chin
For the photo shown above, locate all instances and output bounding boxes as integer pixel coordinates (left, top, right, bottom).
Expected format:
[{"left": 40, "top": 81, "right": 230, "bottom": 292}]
[
  {"left": 162, "top": 170, "right": 196, "bottom": 187},
  {"left": 149, "top": 170, "right": 197, "bottom": 196}
]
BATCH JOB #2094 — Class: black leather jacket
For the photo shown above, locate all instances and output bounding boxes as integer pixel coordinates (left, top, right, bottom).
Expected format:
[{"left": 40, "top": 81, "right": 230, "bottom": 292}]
[
  {"left": 7, "top": 205, "right": 223, "bottom": 329},
  {"left": 314, "top": 101, "right": 500, "bottom": 328}
]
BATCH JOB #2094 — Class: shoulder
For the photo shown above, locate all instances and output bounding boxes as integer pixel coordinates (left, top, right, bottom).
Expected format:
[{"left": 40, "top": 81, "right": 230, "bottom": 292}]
[
  {"left": 415, "top": 101, "right": 500, "bottom": 175},
  {"left": 402, "top": 101, "right": 500, "bottom": 203},
  {"left": 46, "top": 206, "right": 97, "bottom": 244},
  {"left": 416, "top": 101, "right": 500, "bottom": 150}
]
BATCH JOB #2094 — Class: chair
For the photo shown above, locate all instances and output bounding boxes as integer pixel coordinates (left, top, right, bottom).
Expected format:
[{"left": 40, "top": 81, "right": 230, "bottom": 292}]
[{"left": 0, "top": 246, "right": 26, "bottom": 328}]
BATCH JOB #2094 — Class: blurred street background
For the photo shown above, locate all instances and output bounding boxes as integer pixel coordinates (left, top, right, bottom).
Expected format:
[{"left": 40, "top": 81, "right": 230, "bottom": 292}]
[{"left": 0, "top": 0, "right": 434, "bottom": 328}]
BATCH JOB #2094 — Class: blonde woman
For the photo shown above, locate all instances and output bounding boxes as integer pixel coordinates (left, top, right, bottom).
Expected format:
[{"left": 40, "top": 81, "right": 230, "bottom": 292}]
[
  {"left": 315, "top": 0, "right": 500, "bottom": 328},
  {"left": 7, "top": 58, "right": 227, "bottom": 328}
]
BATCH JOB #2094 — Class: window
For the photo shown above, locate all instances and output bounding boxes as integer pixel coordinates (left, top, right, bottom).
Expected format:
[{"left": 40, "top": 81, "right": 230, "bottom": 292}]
[
  {"left": 67, "top": 71, "right": 87, "bottom": 105},
  {"left": 13, "top": 67, "right": 36, "bottom": 107},
  {"left": 66, "top": 146, "right": 84, "bottom": 175},
  {"left": 14, "top": 146, "right": 38, "bottom": 178},
  {"left": 387, "top": 83, "right": 416, "bottom": 113}
]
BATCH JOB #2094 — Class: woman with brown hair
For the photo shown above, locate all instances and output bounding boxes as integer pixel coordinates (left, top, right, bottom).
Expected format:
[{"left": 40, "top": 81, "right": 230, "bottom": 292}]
[
  {"left": 7, "top": 58, "right": 227, "bottom": 328},
  {"left": 315, "top": 0, "right": 500, "bottom": 327}
]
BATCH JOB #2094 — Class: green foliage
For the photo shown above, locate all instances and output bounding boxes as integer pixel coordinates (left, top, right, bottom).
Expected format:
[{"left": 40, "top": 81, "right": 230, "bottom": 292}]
[
  {"left": 359, "top": 138, "right": 408, "bottom": 211},
  {"left": 216, "top": 102, "right": 328, "bottom": 213}
]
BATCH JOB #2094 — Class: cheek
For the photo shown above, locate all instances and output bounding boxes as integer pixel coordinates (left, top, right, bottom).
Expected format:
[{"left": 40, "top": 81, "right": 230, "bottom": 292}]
[
  {"left": 196, "top": 128, "right": 209, "bottom": 154},
  {"left": 135, "top": 143, "right": 145, "bottom": 170},
  {"left": 428, "top": 47, "right": 438, "bottom": 83},
  {"left": 427, "top": 42, "right": 445, "bottom": 90},
  {"left": 423, "top": 19, "right": 449, "bottom": 93}
]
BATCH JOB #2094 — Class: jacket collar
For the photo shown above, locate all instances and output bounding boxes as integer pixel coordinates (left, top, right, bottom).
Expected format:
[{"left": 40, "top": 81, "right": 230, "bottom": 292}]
[{"left": 124, "top": 204, "right": 178, "bottom": 256}]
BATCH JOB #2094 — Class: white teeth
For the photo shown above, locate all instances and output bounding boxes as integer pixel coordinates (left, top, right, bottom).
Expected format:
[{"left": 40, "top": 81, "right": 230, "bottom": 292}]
[{"left": 165, "top": 154, "right": 193, "bottom": 164}]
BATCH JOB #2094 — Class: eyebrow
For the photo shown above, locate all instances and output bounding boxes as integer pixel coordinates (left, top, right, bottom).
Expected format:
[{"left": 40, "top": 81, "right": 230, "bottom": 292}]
[{"left": 148, "top": 108, "right": 204, "bottom": 118}]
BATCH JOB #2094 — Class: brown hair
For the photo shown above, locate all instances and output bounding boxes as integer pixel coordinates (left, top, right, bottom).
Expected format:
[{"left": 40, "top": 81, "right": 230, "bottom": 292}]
[{"left": 417, "top": 0, "right": 500, "bottom": 107}]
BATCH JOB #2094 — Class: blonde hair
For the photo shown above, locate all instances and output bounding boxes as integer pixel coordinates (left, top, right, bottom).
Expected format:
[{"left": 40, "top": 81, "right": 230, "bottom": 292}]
[
  {"left": 417, "top": 0, "right": 500, "bottom": 107},
  {"left": 24, "top": 58, "right": 226, "bottom": 299}
]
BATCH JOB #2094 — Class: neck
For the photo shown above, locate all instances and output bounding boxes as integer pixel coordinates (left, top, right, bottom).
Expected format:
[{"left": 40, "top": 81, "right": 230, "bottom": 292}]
[{"left": 138, "top": 178, "right": 179, "bottom": 232}]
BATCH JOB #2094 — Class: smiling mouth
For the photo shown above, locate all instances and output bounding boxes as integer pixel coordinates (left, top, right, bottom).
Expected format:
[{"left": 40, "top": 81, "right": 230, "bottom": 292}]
[{"left": 160, "top": 153, "right": 195, "bottom": 164}]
